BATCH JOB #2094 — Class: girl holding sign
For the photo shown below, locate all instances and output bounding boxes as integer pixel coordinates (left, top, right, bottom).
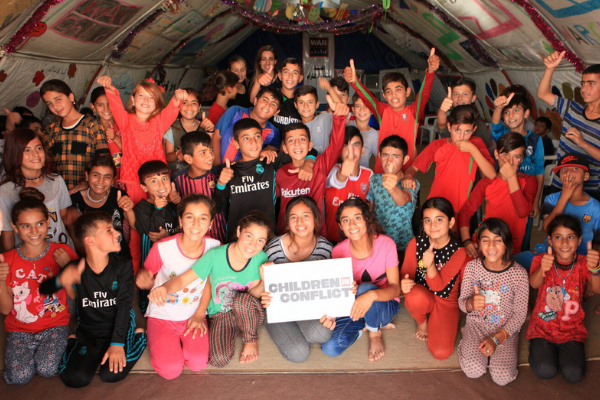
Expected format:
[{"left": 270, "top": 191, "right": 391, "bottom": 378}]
[
  {"left": 457, "top": 218, "right": 529, "bottom": 386},
  {"left": 321, "top": 197, "right": 401, "bottom": 362},
  {"left": 148, "top": 210, "right": 274, "bottom": 368},
  {"left": 401, "top": 197, "right": 469, "bottom": 360},
  {"left": 526, "top": 214, "right": 600, "bottom": 383},
  {"left": 262, "top": 196, "right": 336, "bottom": 363}
]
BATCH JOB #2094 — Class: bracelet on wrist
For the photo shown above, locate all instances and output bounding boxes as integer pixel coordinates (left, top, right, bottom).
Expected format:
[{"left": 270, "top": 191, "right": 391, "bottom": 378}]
[
  {"left": 490, "top": 336, "right": 500, "bottom": 346},
  {"left": 462, "top": 238, "right": 473, "bottom": 246}
]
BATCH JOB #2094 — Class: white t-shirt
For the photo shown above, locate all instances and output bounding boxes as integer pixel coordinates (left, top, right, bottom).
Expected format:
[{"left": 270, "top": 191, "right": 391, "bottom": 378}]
[
  {"left": 144, "top": 234, "right": 221, "bottom": 321},
  {"left": 306, "top": 112, "right": 333, "bottom": 155}
]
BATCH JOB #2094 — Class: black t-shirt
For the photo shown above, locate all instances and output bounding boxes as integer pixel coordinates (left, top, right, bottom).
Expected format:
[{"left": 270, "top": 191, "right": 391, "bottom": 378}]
[
  {"left": 71, "top": 187, "right": 131, "bottom": 259},
  {"left": 227, "top": 81, "right": 252, "bottom": 109},
  {"left": 271, "top": 97, "right": 302, "bottom": 135},
  {"left": 134, "top": 199, "right": 178, "bottom": 237}
]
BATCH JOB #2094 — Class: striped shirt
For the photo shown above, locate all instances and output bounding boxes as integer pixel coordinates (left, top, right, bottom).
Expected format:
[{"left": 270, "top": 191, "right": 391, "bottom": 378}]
[
  {"left": 171, "top": 169, "right": 226, "bottom": 243},
  {"left": 552, "top": 96, "right": 600, "bottom": 191},
  {"left": 265, "top": 235, "right": 332, "bottom": 264}
]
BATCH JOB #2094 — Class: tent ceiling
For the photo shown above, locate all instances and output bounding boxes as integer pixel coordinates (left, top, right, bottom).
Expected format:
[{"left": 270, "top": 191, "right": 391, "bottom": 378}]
[{"left": 1, "top": 0, "right": 597, "bottom": 71}]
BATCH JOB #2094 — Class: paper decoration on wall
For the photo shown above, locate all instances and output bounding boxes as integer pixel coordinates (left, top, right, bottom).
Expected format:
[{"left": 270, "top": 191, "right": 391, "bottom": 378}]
[
  {"left": 254, "top": 0, "right": 272, "bottom": 13},
  {"left": 26, "top": 91, "right": 41, "bottom": 108},
  {"left": 52, "top": 0, "right": 141, "bottom": 44},
  {"left": 33, "top": 70, "right": 45, "bottom": 86},
  {"left": 0, "top": 71, "right": 7, "bottom": 83},
  {"left": 305, "top": 2, "right": 322, "bottom": 23},
  {"left": 68, "top": 63, "right": 77, "bottom": 78}
]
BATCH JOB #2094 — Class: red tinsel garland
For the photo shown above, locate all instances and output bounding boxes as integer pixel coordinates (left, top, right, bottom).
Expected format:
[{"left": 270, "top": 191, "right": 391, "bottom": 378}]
[
  {"left": 508, "top": 0, "right": 584, "bottom": 72},
  {"left": 221, "top": 0, "right": 384, "bottom": 34},
  {"left": 3, "top": 0, "right": 65, "bottom": 54},
  {"left": 385, "top": 15, "right": 457, "bottom": 72}
]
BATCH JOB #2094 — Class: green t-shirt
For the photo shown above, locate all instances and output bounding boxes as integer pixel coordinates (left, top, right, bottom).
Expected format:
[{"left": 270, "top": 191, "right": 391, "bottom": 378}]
[{"left": 191, "top": 244, "right": 266, "bottom": 316}]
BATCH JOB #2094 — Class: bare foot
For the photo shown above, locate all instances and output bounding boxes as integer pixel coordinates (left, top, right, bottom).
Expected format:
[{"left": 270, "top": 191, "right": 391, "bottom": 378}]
[
  {"left": 415, "top": 319, "right": 428, "bottom": 341},
  {"left": 381, "top": 323, "right": 395, "bottom": 330},
  {"left": 135, "top": 327, "right": 145, "bottom": 334},
  {"left": 595, "top": 304, "right": 600, "bottom": 315},
  {"left": 368, "top": 331, "right": 385, "bottom": 362},
  {"left": 240, "top": 342, "right": 259, "bottom": 364}
]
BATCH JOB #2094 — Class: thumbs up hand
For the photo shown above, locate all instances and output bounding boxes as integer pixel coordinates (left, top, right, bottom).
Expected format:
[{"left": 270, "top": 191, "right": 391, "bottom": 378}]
[
  {"left": 401, "top": 274, "right": 416, "bottom": 294},
  {"left": 328, "top": 94, "right": 349, "bottom": 117},
  {"left": 218, "top": 159, "right": 234, "bottom": 186},
  {"left": 471, "top": 285, "right": 485, "bottom": 311},
  {"left": 427, "top": 48, "right": 440, "bottom": 73},
  {"left": 586, "top": 241, "right": 600, "bottom": 271},
  {"left": 116, "top": 190, "right": 134, "bottom": 212},
  {"left": 541, "top": 246, "right": 554, "bottom": 275},
  {"left": 422, "top": 239, "right": 435, "bottom": 271},
  {"left": 59, "top": 258, "right": 86, "bottom": 288},
  {"left": 168, "top": 182, "right": 181, "bottom": 205},
  {"left": 343, "top": 59, "right": 357, "bottom": 84},
  {"left": 0, "top": 254, "right": 9, "bottom": 282},
  {"left": 199, "top": 113, "right": 214, "bottom": 132},
  {"left": 440, "top": 87, "right": 454, "bottom": 113}
]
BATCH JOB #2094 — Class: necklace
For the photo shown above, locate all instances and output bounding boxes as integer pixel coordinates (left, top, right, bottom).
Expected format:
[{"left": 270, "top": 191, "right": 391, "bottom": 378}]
[
  {"left": 87, "top": 188, "right": 108, "bottom": 203},
  {"left": 17, "top": 242, "right": 51, "bottom": 269},
  {"left": 24, "top": 173, "right": 43, "bottom": 181},
  {"left": 554, "top": 258, "right": 576, "bottom": 286}
]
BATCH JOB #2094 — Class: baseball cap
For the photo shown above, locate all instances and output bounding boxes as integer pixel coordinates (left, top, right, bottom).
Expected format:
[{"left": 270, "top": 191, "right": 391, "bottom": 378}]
[{"left": 552, "top": 153, "right": 589, "bottom": 174}]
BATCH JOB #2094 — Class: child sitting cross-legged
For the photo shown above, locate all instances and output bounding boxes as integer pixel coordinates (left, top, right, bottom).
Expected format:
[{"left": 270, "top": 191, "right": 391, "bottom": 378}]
[{"left": 40, "top": 210, "right": 146, "bottom": 388}]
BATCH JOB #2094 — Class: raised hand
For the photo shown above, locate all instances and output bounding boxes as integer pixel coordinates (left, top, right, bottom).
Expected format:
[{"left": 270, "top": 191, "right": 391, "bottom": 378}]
[
  {"left": 422, "top": 239, "right": 435, "bottom": 270},
  {"left": 343, "top": 59, "right": 357, "bottom": 84},
  {"left": 0, "top": 254, "right": 9, "bottom": 282},
  {"left": 116, "top": 190, "right": 134, "bottom": 212},
  {"left": 565, "top": 127, "right": 585, "bottom": 147},
  {"left": 257, "top": 72, "right": 273, "bottom": 86},
  {"left": 218, "top": 159, "right": 234, "bottom": 186},
  {"left": 154, "top": 194, "right": 168, "bottom": 209},
  {"left": 339, "top": 147, "right": 357, "bottom": 178},
  {"left": 200, "top": 113, "right": 214, "bottom": 132},
  {"left": 168, "top": 182, "right": 181, "bottom": 204},
  {"left": 328, "top": 94, "right": 349, "bottom": 116},
  {"left": 135, "top": 267, "right": 154, "bottom": 290},
  {"left": 440, "top": 87, "right": 454, "bottom": 113},
  {"left": 318, "top": 77, "right": 331, "bottom": 91},
  {"left": 493, "top": 93, "right": 515, "bottom": 109},
  {"left": 540, "top": 246, "right": 554, "bottom": 275},
  {"left": 559, "top": 170, "right": 578, "bottom": 201},
  {"left": 59, "top": 258, "right": 86, "bottom": 288},
  {"left": 586, "top": 241, "right": 599, "bottom": 271},
  {"left": 401, "top": 274, "right": 415, "bottom": 294},
  {"left": 544, "top": 50, "right": 566, "bottom": 70},
  {"left": 499, "top": 153, "right": 518, "bottom": 179},
  {"left": 381, "top": 172, "right": 399, "bottom": 194},
  {"left": 53, "top": 248, "right": 71, "bottom": 267},
  {"left": 455, "top": 139, "right": 475, "bottom": 153},
  {"left": 105, "top": 121, "right": 115, "bottom": 140},
  {"left": 471, "top": 285, "right": 485, "bottom": 311},
  {"left": 96, "top": 76, "right": 115, "bottom": 92},
  {"left": 427, "top": 48, "right": 440, "bottom": 73}
]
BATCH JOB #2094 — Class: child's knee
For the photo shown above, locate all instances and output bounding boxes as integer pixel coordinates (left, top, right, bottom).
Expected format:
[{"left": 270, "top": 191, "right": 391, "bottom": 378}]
[
  {"left": 530, "top": 360, "right": 558, "bottom": 380},
  {"left": 209, "top": 352, "right": 233, "bottom": 368},
  {"left": 282, "top": 344, "right": 311, "bottom": 363},
  {"left": 321, "top": 340, "right": 344, "bottom": 358},
  {"left": 356, "top": 282, "right": 379, "bottom": 296},
  {"left": 153, "top": 357, "right": 185, "bottom": 380},
  {"left": 561, "top": 364, "right": 585, "bottom": 384},
  {"left": 185, "top": 356, "right": 209, "bottom": 372},
  {"left": 4, "top": 367, "right": 36, "bottom": 385},
  {"left": 490, "top": 368, "right": 517, "bottom": 386},
  {"left": 430, "top": 345, "right": 454, "bottom": 361},
  {"left": 61, "top": 369, "right": 94, "bottom": 388}
]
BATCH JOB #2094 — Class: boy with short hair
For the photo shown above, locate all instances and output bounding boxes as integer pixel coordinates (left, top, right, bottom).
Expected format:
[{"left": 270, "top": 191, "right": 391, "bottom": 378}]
[
  {"left": 171, "top": 130, "right": 226, "bottom": 243},
  {"left": 329, "top": 77, "right": 350, "bottom": 105},
  {"left": 276, "top": 97, "right": 349, "bottom": 235},
  {"left": 135, "top": 160, "right": 180, "bottom": 264},
  {"left": 271, "top": 58, "right": 303, "bottom": 134},
  {"left": 403, "top": 105, "right": 496, "bottom": 216},
  {"left": 325, "top": 127, "right": 374, "bottom": 242},
  {"left": 344, "top": 49, "right": 439, "bottom": 172},
  {"left": 538, "top": 52, "right": 600, "bottom": 200},
  {"left": 212, "top": 86, "right": 283, "bottom": 164},
  {"left": 368, "top": 135, "right": 418, "bottom": 263},
  {"left": 514, "top": 153, "right": 600, "bottom": 270},
  {"left": 533, "top": 116, "right": 555, "bottom": 158},
  {"left": 436, "top": 78, "right": 494, "bottom": 153},
  {"left": 349, "top": 93, "right": 379, "bottom": 167},
  {"left": 215, "top": 119, "right": 316, "bottom": 239},
  {"left": 491, "top": 93, "right": 544, "bottom": 219},
  {"left": 41, "top": 210, "right": 146, "bottom": 388}
]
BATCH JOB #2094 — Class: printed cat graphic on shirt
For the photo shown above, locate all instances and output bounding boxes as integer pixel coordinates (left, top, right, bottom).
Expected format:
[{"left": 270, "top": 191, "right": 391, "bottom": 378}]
[{"left": 12, "top": 281, "right": 41, "bottom": 323}]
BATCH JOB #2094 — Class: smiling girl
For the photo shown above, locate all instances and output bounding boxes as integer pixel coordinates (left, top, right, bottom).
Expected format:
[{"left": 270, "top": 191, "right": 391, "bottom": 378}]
[{"left": 458, "top": 218, "right": 529, "bottom": 386}]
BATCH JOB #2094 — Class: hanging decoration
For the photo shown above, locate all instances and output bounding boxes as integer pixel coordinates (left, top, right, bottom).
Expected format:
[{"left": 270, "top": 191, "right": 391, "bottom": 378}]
[
  {"left": 508, "top": 0, "right": 585, "bottom": 72},
  {"left": 221, "top": 0, "right": 383, "bottom": 34},
  {"left": 411, "top": 0, "right": 497, "bottom": 69},
  {"left": 3, "top": 0, "right": 65, "bottom": 55},
  {"left": 385, "top": 15, "right": 457, "bottom": 72}
]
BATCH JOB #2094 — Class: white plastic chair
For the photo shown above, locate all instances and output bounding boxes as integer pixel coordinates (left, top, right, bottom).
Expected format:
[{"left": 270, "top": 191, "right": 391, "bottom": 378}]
[
  {"left": 419, "top": 116, "right": 437, "bottom": 145},
  {"left": 535, "top": 157, "right": 558, "bottom": 229}
]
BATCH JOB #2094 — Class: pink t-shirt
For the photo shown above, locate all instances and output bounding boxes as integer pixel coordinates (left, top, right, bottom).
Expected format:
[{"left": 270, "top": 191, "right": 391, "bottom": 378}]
[{"left": 332, "top": 234, "right": 399, "bottom": 301}]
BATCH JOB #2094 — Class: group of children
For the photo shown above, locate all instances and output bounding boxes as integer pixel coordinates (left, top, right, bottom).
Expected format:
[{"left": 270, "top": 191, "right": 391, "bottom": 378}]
[{"left": 1, "top": 47, "right": 599, "bottom": 388}]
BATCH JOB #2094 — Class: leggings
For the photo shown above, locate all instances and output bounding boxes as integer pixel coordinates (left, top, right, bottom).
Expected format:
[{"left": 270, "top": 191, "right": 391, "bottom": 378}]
[
  {"left": 207, "top": 292, "right": 264, "bottom": 368},
  {"left": 529, "top": 338, "right": 586, "bottom": 383},
  {"left": 147, "top": 317, "right": 209, "bottom": 379},
  {"left": 403, "top": 283, "right": 460, "bottom": 360},
  {"left": 4, "top": 326, "right": 68, "bottom": 385},
  {"left": 265, "top": 319, "right": 333, "bottom": 363}
]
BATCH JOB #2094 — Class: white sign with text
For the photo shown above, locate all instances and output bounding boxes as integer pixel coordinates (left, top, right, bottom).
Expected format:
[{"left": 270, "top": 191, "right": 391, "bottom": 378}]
[{"left": 263, "top": 258, "right": 354, "bottom": 324}]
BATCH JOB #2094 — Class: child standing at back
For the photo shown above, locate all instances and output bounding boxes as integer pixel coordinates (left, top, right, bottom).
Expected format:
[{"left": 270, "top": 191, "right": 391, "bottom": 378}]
[
  {"left": 41, "top": 79, "right": 109, "bottom": 190},
  {"left": 90, "top": 87, "right": 123, "bottom": 179},
  {"left": 41, "top": 210, "right": 146, "bottom": 388},
  {"left": 344, "top": 50, "right": 440, "bottom": 172},
  {"left": 172, "top": 130, "right": 227, "bottom": 243},
  {"left": 135, "top": 195, "right": 220, "bottom": 380},
  {"left": 348, "top": 94, "right": 379, "bottom": 168},
  {"left": 403, "top": 105, "right": 496, "bottom": 217}
]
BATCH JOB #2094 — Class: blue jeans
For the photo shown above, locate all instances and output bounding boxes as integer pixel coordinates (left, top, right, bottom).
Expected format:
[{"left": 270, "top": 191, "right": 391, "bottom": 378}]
[{"left": 321, "top": 282, "right": 400, "bottom": 357}]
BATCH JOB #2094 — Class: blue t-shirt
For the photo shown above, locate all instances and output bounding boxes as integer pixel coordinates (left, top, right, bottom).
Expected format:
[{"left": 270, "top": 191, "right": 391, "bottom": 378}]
[
  {"left": 367, "top": 175, "right": 419, "bottom": 251},
  {"left": 491, "top": 123, "right": 544, "bottom": 176},
  {"left": 542, "top": 191, "right": 600, "bottom": 254},
  {"left": 214, "top": 106, "right": 281, "bottom": 162}
]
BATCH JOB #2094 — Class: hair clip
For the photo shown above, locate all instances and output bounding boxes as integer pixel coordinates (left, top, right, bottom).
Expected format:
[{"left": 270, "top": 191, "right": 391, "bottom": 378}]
[{"left": 143, "top": 77, "right": 165, "bottom": 93}]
